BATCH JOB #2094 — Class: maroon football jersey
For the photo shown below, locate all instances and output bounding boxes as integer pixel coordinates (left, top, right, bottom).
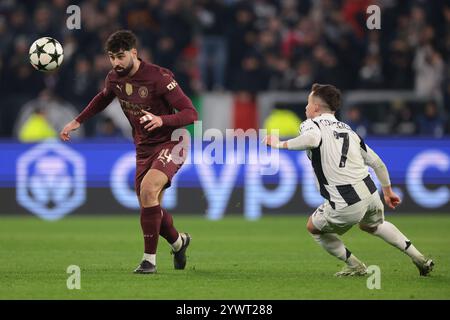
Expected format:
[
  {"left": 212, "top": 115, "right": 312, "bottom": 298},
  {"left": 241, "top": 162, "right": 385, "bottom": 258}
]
[{"left": 76, "top": 60, "right": 197, "bottom": 157}]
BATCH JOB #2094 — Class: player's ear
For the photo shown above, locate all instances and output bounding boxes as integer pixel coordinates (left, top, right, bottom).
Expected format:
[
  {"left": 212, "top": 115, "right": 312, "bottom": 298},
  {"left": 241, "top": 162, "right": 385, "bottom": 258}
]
[
  {"left": 131, "top": 48, "right": 137, "bottom": 57},
  {"left": 314, "top": 102, "right": 320, "bottom": 112}
]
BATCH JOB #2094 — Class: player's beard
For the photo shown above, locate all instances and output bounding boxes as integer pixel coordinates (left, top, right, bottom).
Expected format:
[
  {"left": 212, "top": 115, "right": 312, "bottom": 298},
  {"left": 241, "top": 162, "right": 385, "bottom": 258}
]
[{"left": 114, "top": 59, "right": 134, "bottom": 77}]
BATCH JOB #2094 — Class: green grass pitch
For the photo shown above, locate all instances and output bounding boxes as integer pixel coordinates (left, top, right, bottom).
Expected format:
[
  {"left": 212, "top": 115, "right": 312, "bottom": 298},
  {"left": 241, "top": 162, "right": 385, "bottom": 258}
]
[{"left": 0, "top": 214, "right": 449, "bottom": 300}]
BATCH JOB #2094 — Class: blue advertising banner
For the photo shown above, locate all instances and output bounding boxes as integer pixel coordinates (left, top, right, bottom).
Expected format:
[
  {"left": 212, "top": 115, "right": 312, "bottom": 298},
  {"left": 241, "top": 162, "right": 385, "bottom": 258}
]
[{"left": 1, "top": 138, "right": 449, "bottom": 220}]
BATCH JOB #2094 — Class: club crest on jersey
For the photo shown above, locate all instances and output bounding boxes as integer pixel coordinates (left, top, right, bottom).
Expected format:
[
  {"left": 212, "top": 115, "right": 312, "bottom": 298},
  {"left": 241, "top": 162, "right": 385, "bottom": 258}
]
[
  {"left": 138, "top": 86, "right": 148, "bottom": 98},
  {"left": 125, "top": 83, "right": 133, "bottom": 96}
]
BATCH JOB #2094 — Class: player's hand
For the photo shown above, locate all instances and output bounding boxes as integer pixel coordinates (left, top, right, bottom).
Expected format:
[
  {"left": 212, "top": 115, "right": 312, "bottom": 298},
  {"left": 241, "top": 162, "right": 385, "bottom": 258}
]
[
  {"left": 263, "top": 135, "right": 280, "bottom": 148},
  {"left": 382, "top": 186, "right": 401, "bottom": 209},
  {"left": 59, "top": 120, "right": 80, "bottom": 142},
  {"left": 140, "top": 110, "right": 163, "bottom": 132}
]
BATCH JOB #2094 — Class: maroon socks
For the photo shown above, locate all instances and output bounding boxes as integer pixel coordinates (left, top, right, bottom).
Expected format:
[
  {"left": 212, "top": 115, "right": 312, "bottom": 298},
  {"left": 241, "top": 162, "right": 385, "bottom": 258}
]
[
  {"left": 140, "top": 205, "right": 180, "bottom": 253},
  {"left": 160, "top": 208, "right": 180, "bottom": 244},
  {"left": 140, "top": 205, "right": 162, "bottom": 254}
]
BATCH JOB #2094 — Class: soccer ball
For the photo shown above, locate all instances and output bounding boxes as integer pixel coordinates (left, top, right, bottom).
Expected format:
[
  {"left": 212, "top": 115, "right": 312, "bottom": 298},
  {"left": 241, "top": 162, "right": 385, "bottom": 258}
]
[{"left": 29, "top": 37, "right": 64, "bottom": 72}]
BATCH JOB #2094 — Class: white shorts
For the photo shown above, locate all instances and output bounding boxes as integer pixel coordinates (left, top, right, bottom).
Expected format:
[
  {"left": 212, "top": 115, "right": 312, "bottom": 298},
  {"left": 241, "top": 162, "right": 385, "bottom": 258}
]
[{"left": 311, "top": 192, "right": 384, "bottom": 235}]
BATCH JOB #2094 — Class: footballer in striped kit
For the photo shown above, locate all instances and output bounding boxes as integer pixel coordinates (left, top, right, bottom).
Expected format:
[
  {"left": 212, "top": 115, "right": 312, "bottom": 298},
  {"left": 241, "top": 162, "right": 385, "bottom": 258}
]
[{"left": 264, "top": 83, "right": 434, "bottom": 277}]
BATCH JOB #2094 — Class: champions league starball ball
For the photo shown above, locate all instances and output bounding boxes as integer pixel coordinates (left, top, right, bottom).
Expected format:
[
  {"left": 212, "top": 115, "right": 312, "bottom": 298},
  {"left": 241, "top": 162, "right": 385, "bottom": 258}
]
[{"left": 29, "top": 37, "right": 64, "bottom": 72}]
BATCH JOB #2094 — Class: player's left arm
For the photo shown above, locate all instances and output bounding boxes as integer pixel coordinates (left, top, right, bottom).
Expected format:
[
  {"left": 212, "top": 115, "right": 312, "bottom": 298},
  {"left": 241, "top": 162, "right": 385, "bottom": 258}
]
[
  {"left": 141, "top": 72, "right": 198, "bottom": 132},
  {"left": 264, "top": 120, "right": 321, "bottom": 150},
  {"left": 360, "top": 137, "right": 401, "bottom": 209}
]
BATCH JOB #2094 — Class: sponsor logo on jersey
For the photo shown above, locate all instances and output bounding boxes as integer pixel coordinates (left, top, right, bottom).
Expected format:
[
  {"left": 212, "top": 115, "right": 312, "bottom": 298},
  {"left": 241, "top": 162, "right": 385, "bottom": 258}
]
[
  {"left": 118, "top": 98, "right": 150, "bottom": 116},
  {"left": 166, "top": 80, "right": 178, "bottom": 91}
]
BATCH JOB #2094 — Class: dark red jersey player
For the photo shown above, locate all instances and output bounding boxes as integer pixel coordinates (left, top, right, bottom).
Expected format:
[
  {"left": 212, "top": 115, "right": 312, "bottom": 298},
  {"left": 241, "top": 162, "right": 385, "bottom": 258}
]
[{"left": 60, "top": 30, "right": 197, "bottom": 274}]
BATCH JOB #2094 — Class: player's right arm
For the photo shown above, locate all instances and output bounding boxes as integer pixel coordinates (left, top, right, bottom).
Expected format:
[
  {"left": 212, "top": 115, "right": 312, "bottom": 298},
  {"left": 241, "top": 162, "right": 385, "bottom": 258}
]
[
  {"left": 60, "top": 74, "right": 115, "bottom": 141},
  {"left": 264, "top": 119, "right": 321, "bottom": 150},
  {"left": 359, "top": 137, "right": 401, "bottom": 209}
]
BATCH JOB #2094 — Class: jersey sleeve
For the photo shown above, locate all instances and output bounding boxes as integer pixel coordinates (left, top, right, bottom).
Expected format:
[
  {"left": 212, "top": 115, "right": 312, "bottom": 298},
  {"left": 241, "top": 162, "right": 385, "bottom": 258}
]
[
  {"left": 154, "top": 68, "right": 198, "bottom": 127},
  {"left": 286, "top": 119, "right": 322, "bottom": 150},
  {"left": 154, "top": 68, "right": 183, "bottom": 101},
  {"left": 359, "top": 136, "right": 391, "bottom": 187}
]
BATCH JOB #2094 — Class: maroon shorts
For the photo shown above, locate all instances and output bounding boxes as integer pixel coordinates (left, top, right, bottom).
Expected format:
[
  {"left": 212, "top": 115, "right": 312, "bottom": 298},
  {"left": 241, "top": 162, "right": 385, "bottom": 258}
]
[{"left": 135, "top": 141, "right": 186, "bottom": 197}]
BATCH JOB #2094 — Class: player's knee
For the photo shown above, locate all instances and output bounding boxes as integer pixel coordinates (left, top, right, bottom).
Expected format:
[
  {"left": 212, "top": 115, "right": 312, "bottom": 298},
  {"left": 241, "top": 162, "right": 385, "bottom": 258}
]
[
  {"left": 140, "top": 183, "right": 162, "bottom": 203},
  {"left": 306, "top": 218, "right": 321, "bottom": 234},
  {"left": 359, "top": 223, "right": 378, "bottom": 233}
]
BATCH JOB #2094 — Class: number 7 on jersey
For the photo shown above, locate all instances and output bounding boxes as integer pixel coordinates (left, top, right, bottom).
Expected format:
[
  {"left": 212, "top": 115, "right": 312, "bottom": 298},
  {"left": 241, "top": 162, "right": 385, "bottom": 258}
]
[{"left": 333, "top": 131, "right": 349, "bottom": 168}]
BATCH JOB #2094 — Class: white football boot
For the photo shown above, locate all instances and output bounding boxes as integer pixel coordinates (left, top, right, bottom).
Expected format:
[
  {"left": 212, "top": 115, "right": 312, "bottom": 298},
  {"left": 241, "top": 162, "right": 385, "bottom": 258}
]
[{"left": 335, "top": 262, "right": 368, "bottom": 277}]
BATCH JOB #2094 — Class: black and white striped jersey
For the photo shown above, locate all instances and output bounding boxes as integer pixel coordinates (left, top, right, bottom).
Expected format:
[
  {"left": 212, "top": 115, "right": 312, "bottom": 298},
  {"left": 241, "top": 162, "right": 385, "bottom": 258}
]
[{"left": 297, "top": 113, "right": 380, "bottom": 210}]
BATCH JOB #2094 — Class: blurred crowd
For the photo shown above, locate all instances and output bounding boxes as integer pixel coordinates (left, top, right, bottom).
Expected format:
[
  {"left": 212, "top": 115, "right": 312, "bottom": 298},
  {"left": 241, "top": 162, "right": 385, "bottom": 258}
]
[{"left": 0, "top": 0, "right": 449, "bottom": 138}]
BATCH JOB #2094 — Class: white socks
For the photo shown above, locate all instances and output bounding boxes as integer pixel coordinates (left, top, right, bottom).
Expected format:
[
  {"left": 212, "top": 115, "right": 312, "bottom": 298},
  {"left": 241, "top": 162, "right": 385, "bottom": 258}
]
[
  {"left": 346, "top": 254, "right": 364, "bottom": 268},
  {"left": 311, "top": 221, "right": 426, "bottom": 268},
  {"left": 143, "top": 253, "right": 156, "bottom": 265},
  {"left": 171, "top": 233, "right": 184, "bottom": 252},
  {"left": 312, "top": 233, "right": 363, "bottom": 267},
  {"left": 312, "top": 233, "right": 346, "bottom": 261},
  {"left": 373, "top": 221, "right": 425, "bottom": 263}
]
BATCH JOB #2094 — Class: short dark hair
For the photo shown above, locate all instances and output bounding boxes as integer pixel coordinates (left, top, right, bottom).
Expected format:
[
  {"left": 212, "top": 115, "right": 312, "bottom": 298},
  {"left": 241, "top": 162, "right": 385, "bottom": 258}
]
[
  {"left": 311, "top": 83, "right": 341, "bottom": 111},
  {"left": 105, "top": 30, "right": 137, "bottom": 53}
]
